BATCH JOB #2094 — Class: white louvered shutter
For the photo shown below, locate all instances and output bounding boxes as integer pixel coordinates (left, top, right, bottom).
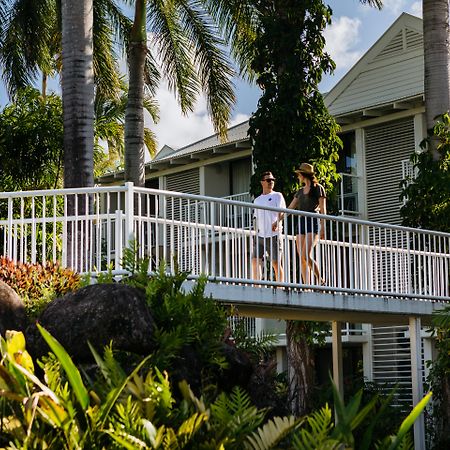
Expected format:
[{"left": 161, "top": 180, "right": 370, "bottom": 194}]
[
  {"left": 365, "top": 118, "right": 415, "bottom": 225},
  {"left": 164, "top": 169, "right": 202, "bottom": 272}
]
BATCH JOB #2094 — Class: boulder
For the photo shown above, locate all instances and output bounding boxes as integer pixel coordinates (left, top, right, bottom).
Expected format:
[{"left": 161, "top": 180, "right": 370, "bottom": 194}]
[
  {"left": 27, "top": 283, "right": 155, "bottom": 361},
  {"left": 0, "top": 280, "right": 27, "bottom": 337}
]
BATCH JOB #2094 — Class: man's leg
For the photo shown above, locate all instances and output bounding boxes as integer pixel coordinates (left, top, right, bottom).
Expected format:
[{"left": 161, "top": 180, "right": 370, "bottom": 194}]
[
  {"left": 272, "top": 259, "right": 284, "bottom": 283},
  {"left": 252, "top": 257, "right": 262, "bottom": 280}
]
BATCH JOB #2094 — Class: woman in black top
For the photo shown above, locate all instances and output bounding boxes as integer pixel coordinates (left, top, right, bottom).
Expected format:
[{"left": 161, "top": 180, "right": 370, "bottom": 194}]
[{"left": 273, "top": 163, "right": 327, "bottom": 285}]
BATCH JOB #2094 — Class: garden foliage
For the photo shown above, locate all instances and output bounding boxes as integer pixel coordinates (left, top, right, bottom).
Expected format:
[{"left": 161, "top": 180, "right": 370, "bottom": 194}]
[
  {"left": 401, "top": 113, "right": 450, "bottom": 232},
  {"left": 425, "top": 305, "right": 450, "bottom": 449},
  {"left": 0, "top": 257, "right": 80, "bottom": 317},
  {"left": 0, "top": 326, "right": 429, "bottom": 449}
]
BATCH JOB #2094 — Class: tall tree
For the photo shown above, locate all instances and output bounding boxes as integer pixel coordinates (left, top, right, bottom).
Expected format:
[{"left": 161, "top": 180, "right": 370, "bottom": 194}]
[
  {"left": 61, "top": 0, "right": 94, "bottom": 188},
  {"left": 0, "top": 87, "right": 63, "bottom": 191},
  {"left": 0, "top": 0, "right": 128, "bottom": 188},
  {"left": 248, "top": 0, "right": 341, "bottom": 417},
  {"left": 122, "top": 0, "right": 255, "bottom": 186}
]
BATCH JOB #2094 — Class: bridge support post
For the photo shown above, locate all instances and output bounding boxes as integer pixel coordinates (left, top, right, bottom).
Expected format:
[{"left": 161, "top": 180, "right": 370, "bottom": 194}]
[
  {"left": 409, "top": 316, "right": 425, "bottom": 450},
  {"left": 331, "top": 321, "right": 344, "bottom": 401}
]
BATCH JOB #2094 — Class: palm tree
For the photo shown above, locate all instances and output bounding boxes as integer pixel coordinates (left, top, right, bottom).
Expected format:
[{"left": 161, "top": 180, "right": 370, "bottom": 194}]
[
  {"left": 61, "top": 0, "right": 95, "bottom": 188},
  {"left": 122, "top": 0, "right": 256, "bottom": 186},
  {"left": 423, "top": 0, "right": 450, "bottom": 160},
  {"left": 95, "top": 83, "right": 159, "bottom": 177},
  {"left": 0, "top": 0, "right": 129, "bottom": 188}
]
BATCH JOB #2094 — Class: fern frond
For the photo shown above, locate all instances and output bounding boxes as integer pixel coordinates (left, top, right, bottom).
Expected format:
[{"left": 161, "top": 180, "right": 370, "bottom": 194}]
[
  {"left": 245, "top": 415, "right": 299, "bottom": 450},
  {"left": 292, "top": 405, "right": 339, "bottom": 450}
]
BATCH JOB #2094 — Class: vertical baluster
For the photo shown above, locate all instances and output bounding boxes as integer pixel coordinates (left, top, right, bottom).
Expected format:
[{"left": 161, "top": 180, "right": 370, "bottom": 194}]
[{"left": 41, "top": 196, "right": 46, "bottom": 265}]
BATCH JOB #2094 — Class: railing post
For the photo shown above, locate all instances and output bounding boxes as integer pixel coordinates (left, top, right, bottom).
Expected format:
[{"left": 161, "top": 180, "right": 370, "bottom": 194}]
[
  {"left": 124, "top": 182, "right": 135, "bottom": 249},
  {"left": 115, "top": 209, "right": 123, "bottom": 271},
  {"left": 7, "top": 197, "right": 13, "bottom": 260}
]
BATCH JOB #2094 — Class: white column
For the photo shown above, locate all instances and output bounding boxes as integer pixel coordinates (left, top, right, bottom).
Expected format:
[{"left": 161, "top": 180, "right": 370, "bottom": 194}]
[
  {"left": 332, "top": 321, "right": 344, "bottom": 400},
  {"left": 362, "top": 324, "right": 373, "bottom": 381},
  {"left": 355, "top": 128, "right": 367, "bottom": 219},
  {"left": 409, "top": 316, "right": 425, "bottom": 450},
  {"left": 124, "top": 182, "right": 135, "bottom": 248}
]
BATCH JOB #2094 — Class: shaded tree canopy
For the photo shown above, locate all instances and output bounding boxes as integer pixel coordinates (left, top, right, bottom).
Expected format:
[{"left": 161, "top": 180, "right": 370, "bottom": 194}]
[
  {"left": 401, "top": 113, "right": 450, "bottom": 232},
  {"left": 0, "top": 87, "right": 63, "bottom": 191}
]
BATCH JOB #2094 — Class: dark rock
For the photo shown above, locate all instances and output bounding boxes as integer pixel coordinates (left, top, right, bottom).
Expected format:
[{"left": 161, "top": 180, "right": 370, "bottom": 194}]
[
  {"left": 26, "top": 283, "right": 155, "bottom": 361},
  {"left": 0, "top": 280, "right": 27, "bottom": 336}
]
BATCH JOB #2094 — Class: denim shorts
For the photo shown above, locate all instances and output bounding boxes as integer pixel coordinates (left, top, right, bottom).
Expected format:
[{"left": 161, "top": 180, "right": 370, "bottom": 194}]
[
  {"left": 252, "top": 236, "right": 283, "bottom": 261},
  {"left": 296, "top": 216, "right": 319, "bottom": 235}
]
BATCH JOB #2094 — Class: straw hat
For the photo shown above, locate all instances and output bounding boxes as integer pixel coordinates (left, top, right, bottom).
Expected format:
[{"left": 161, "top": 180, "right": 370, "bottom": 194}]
[{"left": 295, "top": 163, "right": 315, "bottom": 175}]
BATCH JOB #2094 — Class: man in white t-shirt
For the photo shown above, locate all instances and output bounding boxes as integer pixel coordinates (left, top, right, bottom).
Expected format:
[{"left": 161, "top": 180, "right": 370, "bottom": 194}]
[{"left": 252, "top": 171, "right": 286, "bottom": 282}]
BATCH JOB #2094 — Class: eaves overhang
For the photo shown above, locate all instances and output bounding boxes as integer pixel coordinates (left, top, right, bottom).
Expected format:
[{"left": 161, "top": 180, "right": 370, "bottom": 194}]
[{"left": 332, "top": 94, "right": 424, "bottom": 126}]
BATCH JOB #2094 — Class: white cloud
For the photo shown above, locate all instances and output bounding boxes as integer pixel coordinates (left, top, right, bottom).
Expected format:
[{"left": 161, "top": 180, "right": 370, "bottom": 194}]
[
  {"left": 324, "top": 16, "right": 363, "bottom": 70},
  {"left": 147, "top": 82, "right": 249, "bottom": 153},
  {"left": 381, "top": 0, "right": 408, "bottom": 16},
  {"left": 409, "top": 2, "right": 422, "bottom": 17}
]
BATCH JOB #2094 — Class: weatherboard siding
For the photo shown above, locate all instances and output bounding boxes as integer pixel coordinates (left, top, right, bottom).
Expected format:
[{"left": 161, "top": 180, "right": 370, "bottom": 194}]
[
  {"left": 328, "top": 53, "right": 423, "bottom": 116},
  {"left": 326, "top": 21, "right": 424, "bottom": 117}
]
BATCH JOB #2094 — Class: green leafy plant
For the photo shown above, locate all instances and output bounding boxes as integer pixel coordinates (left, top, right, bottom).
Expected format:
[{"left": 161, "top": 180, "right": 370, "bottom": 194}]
[
  {"left": 0, "top": 257, "right": 80, "bottom": 317},
  {"left": 0, "top": 328, "right": 432, "bottom": 449},
  {"left": 425, "top": 305, "right": 450, "bottom": 449},
  {"left": 401, "top": 113, "right": 450, "bottom": 232}
]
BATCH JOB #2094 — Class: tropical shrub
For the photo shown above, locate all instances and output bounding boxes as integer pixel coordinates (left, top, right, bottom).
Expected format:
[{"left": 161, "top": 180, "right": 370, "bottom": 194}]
[
  {"left": 425, "top": 305, "right": 450, "bottom": 449},
  {"left": 0, "top": 257, "right": 80, "bottom": 317},
  {"left": 0, "top": 328, "right": 431, "bottom": 449},
  {"left": 401, "top": 113, "right": 450, "bottom": 232}
]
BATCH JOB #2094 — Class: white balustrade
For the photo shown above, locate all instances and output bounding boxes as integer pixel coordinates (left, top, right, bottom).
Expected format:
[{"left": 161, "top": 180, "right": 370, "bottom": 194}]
[{"left": 0, "top": 183, "right": 449, "bottom": 302}]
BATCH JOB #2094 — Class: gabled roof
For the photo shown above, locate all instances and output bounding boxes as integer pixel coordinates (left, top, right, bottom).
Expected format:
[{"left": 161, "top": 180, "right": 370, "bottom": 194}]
[
  {"left": 150, "top": 119, "right": 250, "bottom": 165},
  {"left": 325, "top": 13, "right": 424, "bottom": 121}
]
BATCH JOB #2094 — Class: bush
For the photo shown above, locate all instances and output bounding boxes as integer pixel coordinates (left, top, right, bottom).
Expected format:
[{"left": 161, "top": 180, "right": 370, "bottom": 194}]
[{"left": 0, "top": 257, "right": 80, "bottom": 317}]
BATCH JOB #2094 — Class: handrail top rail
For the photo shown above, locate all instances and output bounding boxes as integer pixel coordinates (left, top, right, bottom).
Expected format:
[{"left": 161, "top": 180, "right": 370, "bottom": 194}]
[
  {"left": 134, "top": 186, "right": 450, "bottom": 239},
  {"left": 0, "top": 183, "right": 449, "bottom": 239},
  {"left": 0, "top": 185, "right": 128, "bottom": 198}
]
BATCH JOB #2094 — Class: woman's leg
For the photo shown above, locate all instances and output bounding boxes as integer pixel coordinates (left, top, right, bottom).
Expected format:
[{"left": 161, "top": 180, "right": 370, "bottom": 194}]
[
  {"left": 296, "top": 234, "right": 308, "bottom": 284},
  {"left": 297, "top": 232, "right": 320, "bottom": 284},
  {"left": 307, "top": 232, "right": 321, "bottom": 284}
]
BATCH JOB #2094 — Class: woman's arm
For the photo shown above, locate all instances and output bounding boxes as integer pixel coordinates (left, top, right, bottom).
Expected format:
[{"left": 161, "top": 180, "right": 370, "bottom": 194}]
[
  {"left": 272, "top": 197, "right": 298, "bottom": 231},
  {"left": 319, "top": 196, "right": 327, "bottom": 239}
]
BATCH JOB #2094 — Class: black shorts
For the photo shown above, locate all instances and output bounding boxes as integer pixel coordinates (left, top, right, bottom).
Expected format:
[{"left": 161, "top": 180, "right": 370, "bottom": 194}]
[
  {"left": 252, "top": 236, "right": 283, "bottom": 261},
  {"left": 296, "top": 216, "right": 319, "bottom": 235}
]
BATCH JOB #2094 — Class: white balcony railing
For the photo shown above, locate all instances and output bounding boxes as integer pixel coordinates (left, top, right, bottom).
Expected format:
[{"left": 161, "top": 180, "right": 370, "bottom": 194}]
[{"left": 0, "top": 183, "right": 449, "bottom": 302}]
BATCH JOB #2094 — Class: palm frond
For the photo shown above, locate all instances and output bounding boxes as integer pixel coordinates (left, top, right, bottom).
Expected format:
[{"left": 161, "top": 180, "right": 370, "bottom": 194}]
[
  {"left": 144, "top": 127, "right": 158, "bottom": 158},
  {"left": 201, "top": 0, "right": 258, "bottom": 80},
  {"left": 0, "top": 0, "right": 57, "bottom": 96},
  {"left": 93, "top": 0, "right": 122, "bottom": 99},
  {"left": 148, "top": 0, "right": 199, "bottom": 113},
  {"left": 359, "top": 0, "right": 383, "bottom": 9},
  {"left": 176, "top": 0, "right": 235, "bottom": 139}
]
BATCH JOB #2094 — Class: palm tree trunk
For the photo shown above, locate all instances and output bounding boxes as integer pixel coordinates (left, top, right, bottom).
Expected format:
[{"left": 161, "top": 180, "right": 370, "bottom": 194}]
[
  {"left": 286, "top": 320, "right": 316, "bottom": 417},
  {"left": 423, "top": 0, "right": 450, "bottom": 160},
  {"left": 61, "top": 0, "right": 94, "bottom": 270},
  {"left": 125, "top": 0, "right": 147, "bottom": 187},
  {"left": 61, "top": 0, "right": 95, "bottom": 188}
]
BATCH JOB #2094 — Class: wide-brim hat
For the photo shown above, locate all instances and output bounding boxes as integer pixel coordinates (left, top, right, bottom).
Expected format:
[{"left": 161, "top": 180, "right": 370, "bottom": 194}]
[{"left": 295, "top": 163, "right": 315, "bottom": 175}]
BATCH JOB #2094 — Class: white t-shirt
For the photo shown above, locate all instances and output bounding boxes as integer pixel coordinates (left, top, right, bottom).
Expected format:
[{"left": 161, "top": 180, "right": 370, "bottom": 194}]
[{"left": 254, "top": 191, "right": 286, "bottom": 237}]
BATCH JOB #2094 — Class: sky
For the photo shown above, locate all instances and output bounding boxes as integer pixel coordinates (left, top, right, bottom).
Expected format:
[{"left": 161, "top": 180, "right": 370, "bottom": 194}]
[
  {"left": 151, "top": 0, "right": 423, "bottom": 152},
  {"left": 0, "top": 0, "right": 423, "bottom": 155}
]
